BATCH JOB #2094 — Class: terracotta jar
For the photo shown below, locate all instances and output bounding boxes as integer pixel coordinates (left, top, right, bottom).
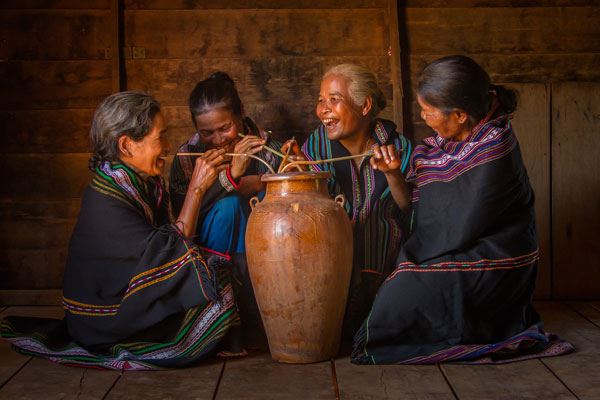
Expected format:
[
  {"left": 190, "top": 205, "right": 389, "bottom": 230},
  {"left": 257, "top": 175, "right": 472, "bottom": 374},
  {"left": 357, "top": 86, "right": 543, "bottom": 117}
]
[{"left": 245, "top": 171, "right": 353, "bottom": 363}]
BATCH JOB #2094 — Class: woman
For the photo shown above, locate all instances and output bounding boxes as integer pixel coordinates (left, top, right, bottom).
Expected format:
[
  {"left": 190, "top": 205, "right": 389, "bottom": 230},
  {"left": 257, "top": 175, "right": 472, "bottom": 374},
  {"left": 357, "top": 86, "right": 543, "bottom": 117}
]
[
  {"left": 352, "top": 55, "right": 574, "bottom": 364},
  {"left": 1, "top": 92, "right": 239, "bottom": 370},
  {"left": 170, "top": 72, "right": 281, "bottom": 346},
  {"left": 284, "top": 64, "right": 412, "bottom": 338},
  {"left": 170, "top": 72, "right": 281, "bottom": 255}
]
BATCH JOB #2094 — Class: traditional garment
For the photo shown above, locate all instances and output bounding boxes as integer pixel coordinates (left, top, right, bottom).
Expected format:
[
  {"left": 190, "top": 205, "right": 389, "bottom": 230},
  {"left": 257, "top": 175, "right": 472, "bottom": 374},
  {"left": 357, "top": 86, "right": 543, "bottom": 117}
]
[
  {"left": 352, "top": 113, "right": 574, "bottom": 364},
  {"left": 169, "top": 118, "right": 280, "bottom": 347},
  {"left": 169, "top": 117, "right": 281, "bottom": 254},
  {"left": 1, "top": 162, "right": 239, "bottom": 370},
  {"left": 302, "top": 119, "right": 412, "bottom": 337}
]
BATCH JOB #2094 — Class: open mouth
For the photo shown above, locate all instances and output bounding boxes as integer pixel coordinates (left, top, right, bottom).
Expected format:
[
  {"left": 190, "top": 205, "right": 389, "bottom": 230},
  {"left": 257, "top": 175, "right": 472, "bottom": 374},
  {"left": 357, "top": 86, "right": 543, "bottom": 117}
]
[{"left": 322, "top": 117, "right": 339, "bottom": 130}]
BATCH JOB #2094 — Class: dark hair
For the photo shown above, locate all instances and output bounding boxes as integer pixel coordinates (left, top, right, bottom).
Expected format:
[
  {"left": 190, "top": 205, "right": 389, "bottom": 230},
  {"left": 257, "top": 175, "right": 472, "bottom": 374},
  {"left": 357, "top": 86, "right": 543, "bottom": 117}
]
[
  {"left": 417, "top": 55, "right": 518, "bottom": 126},
  {"left": 189, "top": 72, "right": 243, "bottom": 127},
  {"left": 89, "top": 91, "right": 160, "bottom": 171}
]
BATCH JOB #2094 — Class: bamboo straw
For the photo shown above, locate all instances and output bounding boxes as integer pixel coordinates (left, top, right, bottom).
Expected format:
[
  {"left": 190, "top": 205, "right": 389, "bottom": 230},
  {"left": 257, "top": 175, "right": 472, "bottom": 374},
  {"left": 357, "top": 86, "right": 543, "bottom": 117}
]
[
  {"left": 176, "top": 152, "right": 276, "bottom": 174},
  {"left": 277, "top": 136, "right": 295, "bottom": 173},
  {"left": 279, "top": 151, "right": 375, "bottom": 173},
  {"left": 237, "top": 132, "right": 285, "bottom": 158}
]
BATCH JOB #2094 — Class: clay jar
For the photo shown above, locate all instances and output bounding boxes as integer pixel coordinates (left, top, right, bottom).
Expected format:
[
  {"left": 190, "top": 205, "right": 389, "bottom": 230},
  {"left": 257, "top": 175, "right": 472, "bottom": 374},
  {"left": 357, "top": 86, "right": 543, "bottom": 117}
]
[{"left": 245, "top": 171, "right": 353, "bottom": 363}]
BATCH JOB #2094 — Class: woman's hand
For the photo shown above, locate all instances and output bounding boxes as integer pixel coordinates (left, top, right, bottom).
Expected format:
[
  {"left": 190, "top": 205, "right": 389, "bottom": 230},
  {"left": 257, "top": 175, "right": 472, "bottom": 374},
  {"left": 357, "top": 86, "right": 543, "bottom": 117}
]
[
  {"left": 370, "top": 144, "right": 411, "bottom": 212},
  {"left": 230, "top": 135, "right": 266, "bottom": 179},
  {"left": 189, "top": 148, "right": 228, "bottom": 195},
  {"left": 280, "top": 139, "right": 308, "bottom": 171},
  {"left": 370, "top": 144, "right": 402, "bottom": 174}
]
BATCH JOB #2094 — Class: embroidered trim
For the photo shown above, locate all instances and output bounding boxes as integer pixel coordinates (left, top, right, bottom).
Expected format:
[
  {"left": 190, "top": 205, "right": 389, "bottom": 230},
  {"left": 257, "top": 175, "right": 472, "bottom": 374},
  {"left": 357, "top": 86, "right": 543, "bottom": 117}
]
[{"left": 386, "top": 250, "right": 539, "bottom": 281}]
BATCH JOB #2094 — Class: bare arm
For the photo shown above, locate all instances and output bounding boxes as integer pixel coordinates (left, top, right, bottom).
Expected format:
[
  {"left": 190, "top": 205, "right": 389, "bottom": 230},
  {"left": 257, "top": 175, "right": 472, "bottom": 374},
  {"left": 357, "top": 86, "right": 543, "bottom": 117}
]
[{"left": 175, "top": 148, "right": 228, "bottom": 237}]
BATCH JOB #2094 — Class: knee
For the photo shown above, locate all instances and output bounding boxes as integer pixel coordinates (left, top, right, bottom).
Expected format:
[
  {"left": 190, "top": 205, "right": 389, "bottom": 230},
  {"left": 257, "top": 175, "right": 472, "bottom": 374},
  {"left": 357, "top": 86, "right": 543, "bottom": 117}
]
[{"left": 211, "top": 195, "right": 245, "bottom": 225}]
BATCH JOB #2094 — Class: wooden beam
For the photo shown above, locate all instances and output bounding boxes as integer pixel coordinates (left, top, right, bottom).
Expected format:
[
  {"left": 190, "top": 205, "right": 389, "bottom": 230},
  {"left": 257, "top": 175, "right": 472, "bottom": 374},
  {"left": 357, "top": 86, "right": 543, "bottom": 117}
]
[
  {"left": 111, "top": 0, "right": 122, "bottom": 92},
  {"left": 388, "top": 0, "right": 403, "bottom": 130}
]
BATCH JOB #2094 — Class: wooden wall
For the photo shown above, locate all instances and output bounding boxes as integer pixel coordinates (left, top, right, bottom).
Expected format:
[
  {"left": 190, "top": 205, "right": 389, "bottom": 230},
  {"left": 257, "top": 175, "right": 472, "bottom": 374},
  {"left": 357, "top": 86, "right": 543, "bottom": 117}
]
[
  {"left": 401, "top": 1, "right": 600, "bottom": 298},
  {"left": 122, "top": 0, "right": 400, "bottom": 147},
  {"left": 0, "top": 1, "right": 114, "bottom": 293},
  {"left": 0, "top": 0, "right": 401, "bottom": 299},
  {"left": 0, "top": 0, "right": 598, "bottom": 301}
]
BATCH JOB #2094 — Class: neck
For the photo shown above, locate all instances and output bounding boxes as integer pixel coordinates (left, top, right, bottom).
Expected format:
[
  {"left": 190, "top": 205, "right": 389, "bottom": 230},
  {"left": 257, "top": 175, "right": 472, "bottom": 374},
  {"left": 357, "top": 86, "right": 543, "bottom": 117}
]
[
  {"left": 120, "top": 158, "right": 150, "bottom": 180},
  {"left": 453, "top": 128, "right": 472, "bottom": 142},
  {"left": 339, "top": 123, "right": 373, "bottom": 155}
]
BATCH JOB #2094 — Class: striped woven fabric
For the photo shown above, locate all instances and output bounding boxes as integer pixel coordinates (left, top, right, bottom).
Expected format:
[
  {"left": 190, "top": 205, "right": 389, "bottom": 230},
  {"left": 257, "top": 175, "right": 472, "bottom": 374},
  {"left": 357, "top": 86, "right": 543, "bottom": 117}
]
[
  {"left": 1, "top": 281, "right": 237, "bottom": 371},
  {"left": 1, "top": 161, "right": 239, "bottom": 370},
  {"left": 301, "top": 118, "right": 412, "bottom": 336},
  {"left": 352, "top": 113, "right": 574, "bottom": 365}
]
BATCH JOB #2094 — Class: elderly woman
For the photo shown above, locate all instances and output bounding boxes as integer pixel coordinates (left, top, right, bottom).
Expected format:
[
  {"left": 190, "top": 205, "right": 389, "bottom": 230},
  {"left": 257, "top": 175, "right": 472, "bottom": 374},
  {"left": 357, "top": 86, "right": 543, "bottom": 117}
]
[
  {"left": 352, "top": 55, "right": 573, "bottom": 364},
  {"left": 284, "top": 64, "right": 413, "bottom": 338},
  {"left": 1, "top": 92, "right": 239, "bottom": 370},
  {"left": 170, "top": 72, "right": 281, "bottom": 347}
]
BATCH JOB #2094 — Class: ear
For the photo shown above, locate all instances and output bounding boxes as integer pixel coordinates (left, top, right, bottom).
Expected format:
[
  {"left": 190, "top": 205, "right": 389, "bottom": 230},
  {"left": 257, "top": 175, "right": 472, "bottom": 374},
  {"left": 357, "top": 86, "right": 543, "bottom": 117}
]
[
  {"left": 118, "top": 135, "right": 132, "bottom": 158},
  {"left": 361, "top": 96, "right": 373, "bottom": 117},
  {"left": 455, "top": 110, "right": 469, "bottom": 124}
]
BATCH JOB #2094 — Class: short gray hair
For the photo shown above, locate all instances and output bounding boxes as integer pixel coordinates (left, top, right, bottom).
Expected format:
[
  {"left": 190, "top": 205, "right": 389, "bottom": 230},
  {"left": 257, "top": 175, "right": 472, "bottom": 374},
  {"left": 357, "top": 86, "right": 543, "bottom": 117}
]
[
  {"left": 89, "top": 91, "right": 160, "bottom": 170},
  {"left": 323, "top": 64, "right": 387, "bottom": 117}
]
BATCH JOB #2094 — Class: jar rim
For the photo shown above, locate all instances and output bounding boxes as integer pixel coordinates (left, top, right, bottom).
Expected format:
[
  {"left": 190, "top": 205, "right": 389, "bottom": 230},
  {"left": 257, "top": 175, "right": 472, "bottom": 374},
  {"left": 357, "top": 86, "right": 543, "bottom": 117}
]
[{"left": 260, "top": 171, "right": 331, "bottom": 182}]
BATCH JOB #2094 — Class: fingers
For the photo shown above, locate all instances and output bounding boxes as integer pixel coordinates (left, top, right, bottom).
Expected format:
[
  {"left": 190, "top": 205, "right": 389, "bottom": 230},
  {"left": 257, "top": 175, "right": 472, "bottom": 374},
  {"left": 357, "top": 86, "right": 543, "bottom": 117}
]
[
  {"left": 201, "top": 148, "right": 229, "bottom": 166},
  {"left": 281, "top": 139, "right": 301, "bottom": 156},
  {"left": 370, "top": 144, "right": 399, "bottom": 171},
  {"left": 234, "top": 135, "right": 265, "bottom": 155}
]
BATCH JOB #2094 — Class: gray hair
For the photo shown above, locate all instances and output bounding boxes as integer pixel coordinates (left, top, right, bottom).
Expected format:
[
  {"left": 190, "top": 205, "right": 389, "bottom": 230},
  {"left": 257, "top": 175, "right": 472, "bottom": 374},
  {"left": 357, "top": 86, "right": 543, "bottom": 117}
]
[
  {"left": 89, "top": 91, "right": 160, "bottom": 171},
  {"left": 322, "top": 64, "right": 387, "bottom": 118}
]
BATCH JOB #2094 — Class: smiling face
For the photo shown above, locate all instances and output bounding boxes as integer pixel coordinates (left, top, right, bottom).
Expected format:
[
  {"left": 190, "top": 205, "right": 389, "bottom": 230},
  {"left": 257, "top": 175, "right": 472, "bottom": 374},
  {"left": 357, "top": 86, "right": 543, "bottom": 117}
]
[
  {"left": 417, "top": 95, "right": 470, "bottom": 141},
  {"left": 194, "top": 107, "right": 243, "bottom": 152},
  {"left": 316, "top": 74, "right": 370, "bottom": 142},
  {"left": 125, "top": 111, "right": 170, "bottom": 176}
]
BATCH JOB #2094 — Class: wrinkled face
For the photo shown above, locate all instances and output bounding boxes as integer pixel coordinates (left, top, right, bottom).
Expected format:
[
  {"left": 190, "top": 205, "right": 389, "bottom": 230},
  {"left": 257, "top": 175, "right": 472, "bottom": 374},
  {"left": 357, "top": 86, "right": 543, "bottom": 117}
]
[
  {"left": 194, "top": 107, "right": 243, "bottom": 152},
  {"left": 417, "top": 95, "right": 466, "bottom": 141},
  {"left": 127, "top": 111, "right": 169, "bottom": 176},
  {"left": 316, "top": 74, "right": 367, "bottom": 141}
]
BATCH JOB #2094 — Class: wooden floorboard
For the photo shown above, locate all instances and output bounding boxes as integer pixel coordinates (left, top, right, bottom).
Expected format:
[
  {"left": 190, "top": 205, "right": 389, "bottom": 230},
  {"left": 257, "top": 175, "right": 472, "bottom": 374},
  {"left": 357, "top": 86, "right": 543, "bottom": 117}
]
[
  {"left": 334, "top": 356, "right": 455, "bottom": 399},
  {"left": 537, "top": 301, "right": 600, "bottom": 400},
  {"left": 1, "top": 302, "right": 599, "bottom": 399},
  {"left": 441, "top": 359, "right": 576, "bottom": 400},
  {"left": 566, "top": 301, "right": 600, "bottom": 327},
  {"left": 589, "top": 302, "right": 600, "bottom": 313},
  {"left": 0, "top": 306, "right": 65, "bottom": 390},
  {"left": 0, "top": 306, "right": 120, "bottom": 400},
  {"left": 216, "top": 352, "right": 334, "bottom": 399},
  {"left": 0, "top": 358, "right": 120, "bottom": 400},
  {"left": 105, "top": 359, "right": 224, "bottom": 399}
]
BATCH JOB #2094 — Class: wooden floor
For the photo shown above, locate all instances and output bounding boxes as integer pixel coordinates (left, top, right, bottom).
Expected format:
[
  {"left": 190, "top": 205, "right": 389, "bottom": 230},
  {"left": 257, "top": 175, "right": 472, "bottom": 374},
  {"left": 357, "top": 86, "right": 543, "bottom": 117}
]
[{"left": 0, "top": 301, "right": 599, "bottom": 400}]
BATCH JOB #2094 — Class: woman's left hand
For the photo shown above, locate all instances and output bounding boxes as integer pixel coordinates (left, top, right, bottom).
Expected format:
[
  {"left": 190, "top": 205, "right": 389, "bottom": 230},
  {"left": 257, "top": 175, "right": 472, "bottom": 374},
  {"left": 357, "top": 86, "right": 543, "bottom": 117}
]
[
  {"left": 230, "top": 135, "right": 266, "bottom": 179},
  {"left": 370, "top": 144, "right": 402, "bottom": 174}
]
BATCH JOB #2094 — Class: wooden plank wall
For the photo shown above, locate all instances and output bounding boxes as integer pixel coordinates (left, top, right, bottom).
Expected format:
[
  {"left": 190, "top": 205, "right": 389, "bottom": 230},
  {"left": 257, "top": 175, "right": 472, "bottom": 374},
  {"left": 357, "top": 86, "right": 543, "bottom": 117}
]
[
  {"left": 552, "top": 83, "right": 600, "bottom": 299},
  {"left": 0, "top": 0, "right": 400, "bottom": 296},
  {"left": 0, "top": 1, "right": 114, "bottom": 291},
  {"left": 0, "top": 0, "right": 599, "bottom": 300},
  {"left": 123, "top": 0, "right": 399, "bottom": 148},
  {"left": 402, "top": 1, "right": 600, "bottom": 298}
]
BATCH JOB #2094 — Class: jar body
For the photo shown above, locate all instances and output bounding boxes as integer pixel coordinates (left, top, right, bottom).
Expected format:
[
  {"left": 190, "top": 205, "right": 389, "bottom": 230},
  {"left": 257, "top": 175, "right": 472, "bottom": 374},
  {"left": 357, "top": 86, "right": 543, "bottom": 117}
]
[{"left": 245, "top": 171, "right": 353, "bottom": 363}]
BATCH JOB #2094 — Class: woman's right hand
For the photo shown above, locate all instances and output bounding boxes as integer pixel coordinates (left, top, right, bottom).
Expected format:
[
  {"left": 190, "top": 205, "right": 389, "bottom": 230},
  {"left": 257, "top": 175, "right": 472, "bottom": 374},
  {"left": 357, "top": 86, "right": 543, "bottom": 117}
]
[
  {"left": 189, "top": 148, "right": 228, "bottom": 195},
  {"left": 280, "top": 139, "right": 307, "bottom": 170}
]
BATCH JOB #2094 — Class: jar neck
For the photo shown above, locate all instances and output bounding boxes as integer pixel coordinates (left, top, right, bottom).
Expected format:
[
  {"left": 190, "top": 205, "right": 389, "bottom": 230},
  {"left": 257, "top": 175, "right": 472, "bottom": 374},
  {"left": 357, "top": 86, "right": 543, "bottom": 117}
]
[{"left": 264, "top": 177, "right": 329, "bottom": 197}]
